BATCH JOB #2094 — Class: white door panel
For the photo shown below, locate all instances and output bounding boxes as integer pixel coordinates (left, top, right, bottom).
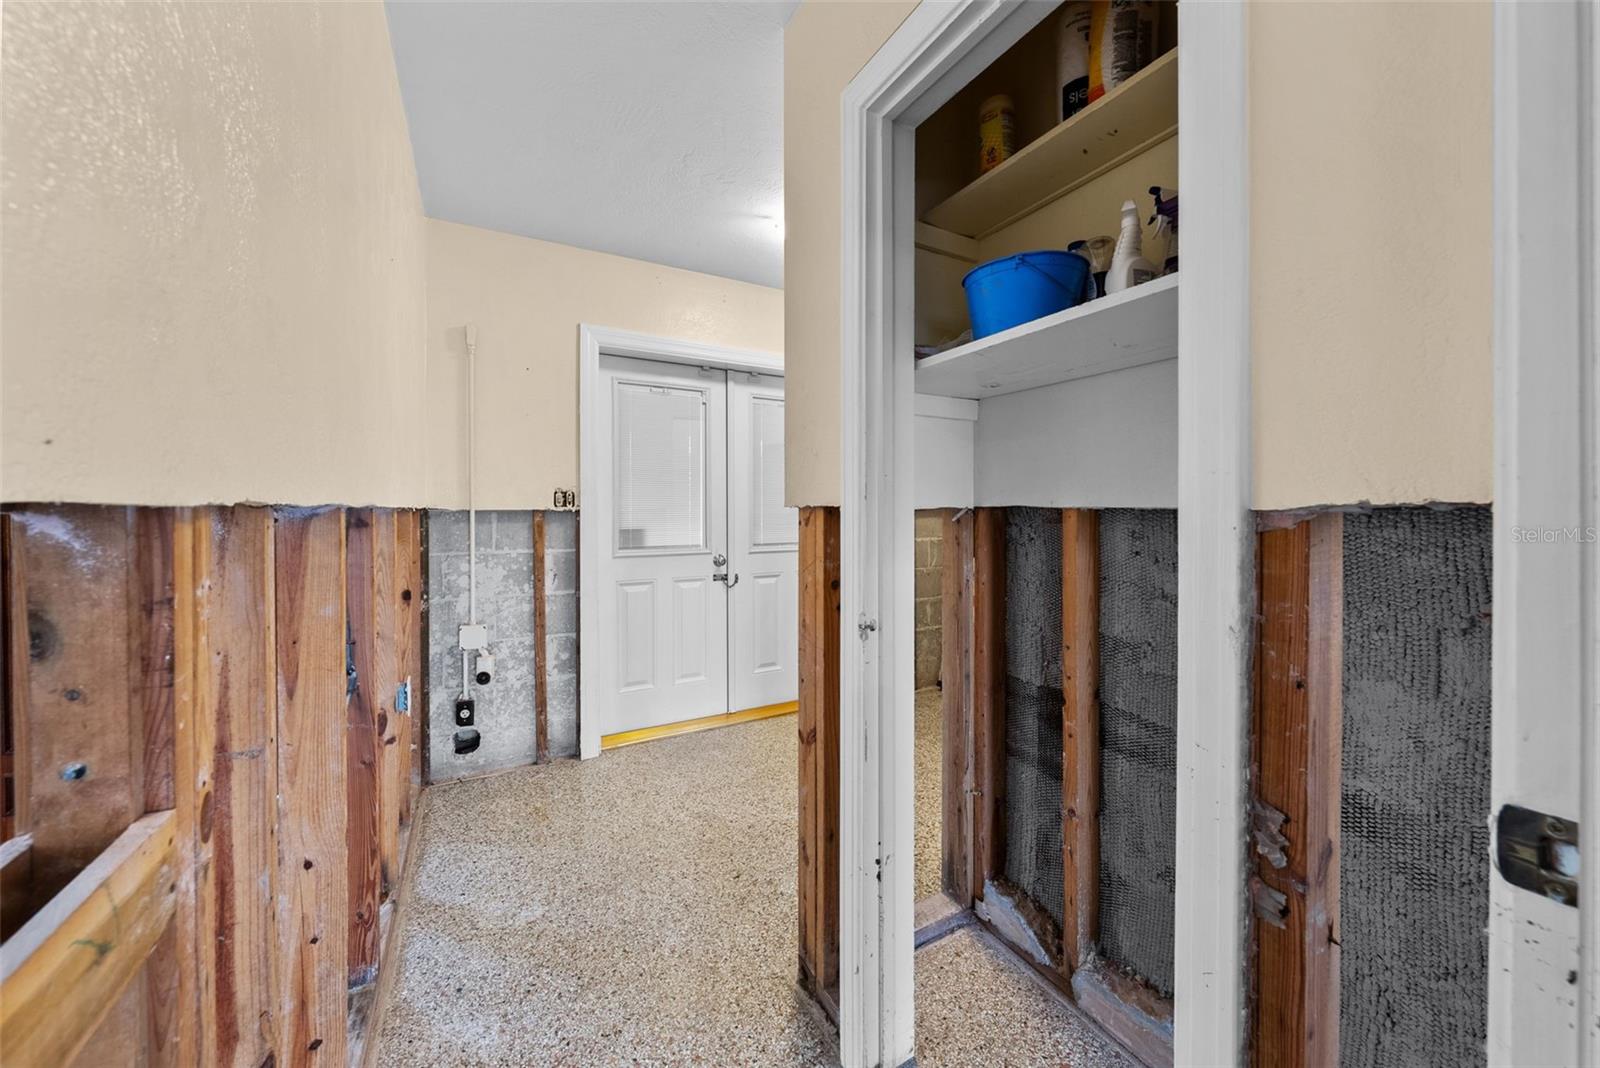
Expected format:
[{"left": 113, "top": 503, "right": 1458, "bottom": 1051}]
[
  {"left": 729, "top": 374, "right": 799, "bottom": 711},
  {"left": 597, "top": 355, "right": 728, "bottom": 735}
]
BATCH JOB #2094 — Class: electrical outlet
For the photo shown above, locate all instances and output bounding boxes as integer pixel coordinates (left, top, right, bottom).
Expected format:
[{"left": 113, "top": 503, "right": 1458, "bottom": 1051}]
[
  {"left": 455, "top": 697, "right": 476, "bottom": 726},
  {"left": 553, "top": 489, "right": 576, "bottom": 509}
]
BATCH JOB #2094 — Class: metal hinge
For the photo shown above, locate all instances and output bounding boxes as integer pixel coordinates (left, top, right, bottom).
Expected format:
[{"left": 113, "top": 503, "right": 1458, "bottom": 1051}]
[
  {"left": 858, "top": 615, "right": 878, "bottom": 641},
  {"left": 1496, "top": 804, "right": 1579, "bottom": 907}
]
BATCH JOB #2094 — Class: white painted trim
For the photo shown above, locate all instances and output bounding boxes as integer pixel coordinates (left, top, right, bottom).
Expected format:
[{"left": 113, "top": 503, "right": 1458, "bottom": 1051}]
[
  {"left": 1173, "top": 4, "right": 1253, "bottom": 1065},
  {"left": 913, "top": 393, "right": 979, "bottom": 421},
  {"left": 1489, "top": 2, "right": 1594, "bottom": 1063},
  {"left": 837, "top": 1, "right": 1116, "bottom": 1064},
  {"left": 843, "top": 2, "right": 1249, "bottom": 1064},
  {"left": 576, "top": 324, "right": 783, "bottom": 761}
]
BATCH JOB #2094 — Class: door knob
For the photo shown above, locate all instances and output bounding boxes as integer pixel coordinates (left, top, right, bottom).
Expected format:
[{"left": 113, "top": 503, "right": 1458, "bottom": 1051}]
[{"left": 712, "top": 553, "right": 727, "bottom": 567}]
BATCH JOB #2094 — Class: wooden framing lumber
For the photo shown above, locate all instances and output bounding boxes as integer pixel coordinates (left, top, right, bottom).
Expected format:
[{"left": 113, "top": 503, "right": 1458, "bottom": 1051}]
[
  {"left": 394, "top": 511, "right": 422, "bottom": 821},
  {"left": 533, "top": 511, "right": 550, "bottom": 764},
  {"left": 6, "top": 507, "right": 143, "bottom": 906},
  {"left": 971, "top": 508, "right": 1007, "bottom": 901},
  {"left": 344, "top": 510, "right": 383, "bottom": 988},
  {"left": 1060, "top": 508, "right": 1100, "bottom": 974},
  {"left": 940, "top": 509, "right": 975, "bottom": 907},
  {"left": 1071, "top": 958, "right": 1175, "bottom": 1068},
  {"left": 796, "top": 506, "right": 841, "bottom": 1009},
  {"left": 371, "top": 510, "right": 400, "bottom": 904},
  {"left": 1250, "top": 513, "right": 1342, "bottom": 1068},
  {"left": 274, "top": 507, "right": 349, "bottom": 1063},
  {"left": 180, "top": 506, "right": 279, "bottom": 1067},
  {"left": 0, "top": 810, "right": 178, "bottom": 1068},
  {"left": 1, "top": 514, "right": 32, "bottom": 882}
]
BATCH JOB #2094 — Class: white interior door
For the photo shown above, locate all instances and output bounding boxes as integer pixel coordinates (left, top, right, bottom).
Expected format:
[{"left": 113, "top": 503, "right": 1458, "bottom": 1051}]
[
  {"left": 597, "top": 355, "right": 728, "bottom": 735},
  {"left": 727, "top": 372, "right": 799, "bottom": 711}
]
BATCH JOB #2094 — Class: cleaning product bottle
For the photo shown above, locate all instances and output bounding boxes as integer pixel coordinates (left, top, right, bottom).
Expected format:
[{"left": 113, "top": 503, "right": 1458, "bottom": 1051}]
[
  {"left": 1056, "top": 2, "right": 1093, "bottom": 121},
  {"left": 1149, "top": 186, "right": 1178, "bottom": 275},
  {"left": 1105, "top": 199, "right": 1156, "bottom": 294}
]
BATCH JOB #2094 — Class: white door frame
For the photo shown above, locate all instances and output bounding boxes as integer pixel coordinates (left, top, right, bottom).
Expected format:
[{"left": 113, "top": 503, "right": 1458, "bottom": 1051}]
[
  {"left": 838, "top": 3, "right": 1252, "bottom": 1065},
  {"left": 577, "top": 324, "right": 783, "bottom": 760},
  {"left": 1489, "top": 2, "right": 1597, "bottom": 1063}
]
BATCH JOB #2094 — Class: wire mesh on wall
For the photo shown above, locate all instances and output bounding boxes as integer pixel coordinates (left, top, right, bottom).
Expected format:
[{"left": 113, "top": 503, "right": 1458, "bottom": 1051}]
[
  {"left": 1340, "top": 507, "right": 1490, "bottom": 1068},
  {"left": 1096, "top": 508, "right": 1178, "bottom": 995},
  {"left": 1002, "top": 507, "right": 1065, "bottom": 927}
]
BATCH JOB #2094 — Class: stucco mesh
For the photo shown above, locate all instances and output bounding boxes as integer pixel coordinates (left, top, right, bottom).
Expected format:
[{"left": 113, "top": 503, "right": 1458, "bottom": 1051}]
[
  {"left": 1340, "top": 507, "right": 1491, "bottom": 1068},
  {"left": 1002, "top": 507, "right": 1065, "bottom": 926},
  {"left": 1096, "top": 507, "right": 1178, "bottom": 996}
]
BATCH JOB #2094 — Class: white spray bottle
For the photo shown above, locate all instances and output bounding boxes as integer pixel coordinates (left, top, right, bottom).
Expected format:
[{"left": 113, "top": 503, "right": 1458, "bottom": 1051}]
[{"left": 1105, "top": 199, "right": 1157, "bottom": 294}]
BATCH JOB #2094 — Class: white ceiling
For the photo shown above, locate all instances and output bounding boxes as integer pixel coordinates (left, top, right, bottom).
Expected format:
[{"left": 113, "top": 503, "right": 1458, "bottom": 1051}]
[{"left": 385, "top": 1, "right": 797, "bottom": 288}]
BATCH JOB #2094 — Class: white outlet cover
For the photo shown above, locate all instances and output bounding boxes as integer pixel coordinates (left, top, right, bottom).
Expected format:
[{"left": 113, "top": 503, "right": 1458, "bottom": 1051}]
[{"left": 459, "top": 623, "right": 489, "bottom": 650}]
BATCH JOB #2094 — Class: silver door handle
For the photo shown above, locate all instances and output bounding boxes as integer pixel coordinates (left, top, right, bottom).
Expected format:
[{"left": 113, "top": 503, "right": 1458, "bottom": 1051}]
[
  {"left": 712, "top": 553, "right": 727, "bottom": 567},
  {"left": 714, "top": 570, "right": 739, "bottom": 589}
]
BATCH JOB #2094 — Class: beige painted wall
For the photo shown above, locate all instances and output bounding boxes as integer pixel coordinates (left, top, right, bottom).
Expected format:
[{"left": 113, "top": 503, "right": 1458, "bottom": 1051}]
[
  {"left": 1251, "top": 1, "right": 1492, "bottom": 508},
  {"left": 784, "top": 0, "right": 1493, "bottom": 509},
  {"left": 785, "top": 0, "right": 920, "bottom": 507},
  {"left": 2, "top": 1, "right": 427, "bottom": 507},
  {"left": 424, "top": 219, "right": 784, "bottom": 510}
]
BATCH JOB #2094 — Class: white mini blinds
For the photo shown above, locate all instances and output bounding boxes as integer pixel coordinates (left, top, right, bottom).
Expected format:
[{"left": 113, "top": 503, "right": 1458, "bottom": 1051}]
[
  {"left": 614, "top": 381, "right": 706, "bottom": 551},
  {"left": 750, "top": 395, "right": 798, "bottom": 549}
]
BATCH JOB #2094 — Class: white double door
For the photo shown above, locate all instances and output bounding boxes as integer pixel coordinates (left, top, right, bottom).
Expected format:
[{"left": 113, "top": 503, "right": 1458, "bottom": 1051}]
[{"left": 596, "top": 355, "right": 798, "bottom": 737}]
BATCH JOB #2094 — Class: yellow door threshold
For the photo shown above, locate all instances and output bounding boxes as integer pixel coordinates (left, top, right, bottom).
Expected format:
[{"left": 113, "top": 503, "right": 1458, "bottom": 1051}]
[{"left": 601, "top": 701, "right": 798, "bottom": 751}]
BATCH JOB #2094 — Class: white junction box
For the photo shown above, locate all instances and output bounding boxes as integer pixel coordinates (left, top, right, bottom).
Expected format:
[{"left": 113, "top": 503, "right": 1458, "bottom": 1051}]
[{"left": 458, "top": 623, "right": 489, "bottom": 650}]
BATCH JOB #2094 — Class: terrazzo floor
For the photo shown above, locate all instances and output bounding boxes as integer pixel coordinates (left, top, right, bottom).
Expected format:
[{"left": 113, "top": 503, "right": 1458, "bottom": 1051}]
[
  {"left": 914, "top": 686, "right": 943, "bottom": 901},
  {"left": 375, "top": 713, "right": 1129, "bottom": 1067}
]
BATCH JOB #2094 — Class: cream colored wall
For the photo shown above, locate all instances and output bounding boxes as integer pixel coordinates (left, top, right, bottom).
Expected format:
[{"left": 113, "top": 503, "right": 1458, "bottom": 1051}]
[
  {"left": 2, "top": 1, "right": 427, "bottom": 507},
  {"left": 1251, "top": 0, "right": 1493, "bottom": 508},
  {"left": 424, "top": 219, "right": 784, "bottom": 509},
  {"left": 786, "top": 0, "right": 1493, "bottom": 510},
  {"left": 785, "top": 0, "right": 920, "bottom": 507}
]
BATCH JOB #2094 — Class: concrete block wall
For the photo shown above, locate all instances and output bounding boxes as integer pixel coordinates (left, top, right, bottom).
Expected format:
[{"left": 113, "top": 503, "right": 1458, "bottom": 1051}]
[
  {"left": 915, "top": 511, "right": 944, "bottom": 690},
  {"left": 427, "top": 509, "right": 579, "bottom": 782}
]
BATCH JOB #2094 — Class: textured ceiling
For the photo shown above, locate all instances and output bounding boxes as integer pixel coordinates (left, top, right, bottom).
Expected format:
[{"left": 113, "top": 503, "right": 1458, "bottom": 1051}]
[{"left": 385, "top": 1, "right": 795, "bottom": 288}]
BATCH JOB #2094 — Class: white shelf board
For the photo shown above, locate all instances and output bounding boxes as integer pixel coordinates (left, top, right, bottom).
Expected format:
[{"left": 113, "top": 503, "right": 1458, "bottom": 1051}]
[{"left": 915, "top": 273, "right": 1179, "bottom": 400}]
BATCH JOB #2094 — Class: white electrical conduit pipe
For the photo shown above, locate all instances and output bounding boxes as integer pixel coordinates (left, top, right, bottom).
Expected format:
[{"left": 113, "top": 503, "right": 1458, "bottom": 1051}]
[{"left": 462, "top": 322, "right": 479, "bottom": 702}]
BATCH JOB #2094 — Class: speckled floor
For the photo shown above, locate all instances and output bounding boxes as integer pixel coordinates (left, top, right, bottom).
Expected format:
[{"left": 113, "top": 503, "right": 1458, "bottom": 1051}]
[
  {"left": 376, "top": 714, "right": 1128, "bottom": 1067},
  {"left": 915, "top": 687, "right": 943, "bottom": 901}
]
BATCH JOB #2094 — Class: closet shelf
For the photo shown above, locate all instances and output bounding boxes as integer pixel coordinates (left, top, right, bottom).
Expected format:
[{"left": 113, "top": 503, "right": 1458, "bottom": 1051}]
[
  {"left": 914, "top": 273, "right": 1177, "bottom": 401},
  {"left": 922, "top": 49, "right": 1178, "bottom": 240}
]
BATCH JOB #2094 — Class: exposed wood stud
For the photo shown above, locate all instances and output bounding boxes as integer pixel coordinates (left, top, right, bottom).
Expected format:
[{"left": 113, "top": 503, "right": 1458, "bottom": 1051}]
[
  {"left": 7, "top": 507, "right": 141, "bottom": 906},
  {"left": 186, "top": 507, "right": 279, "bottom": 1067},
  {"left": 394, "top": 511, "right": 422, "bottom": 822},
  {"left": 131, "top": 508, "right": 177, "bottom": 814},
  {"left": 372, "top": 510, "right": 400, "bottom": 904},
  {"left": 0, "top": 811, "right": 179, "bottom": 1068},
  {"left": 274, "top": 507, "right": 349, "bottom": 1063},
  {"left": 971, "top": 508, "right": 1007, "bottom": 901},
  {"left": 1, "top": 514, "right": 33, "bottom": 868},
  {"left": 940, "top": 509, "right": 975, "bottom": 908},
  {"left": 1060, "top": 508, "right": 1100, "bottom": 974},
  {"left": 533, "top": 512, "right": 549, "bottom": 764},
  {"left": 1250, "top": 514, "right": 1341, "bottom": 1068},
  {"left": 344, "top": 510, "right": 382, "bottom": 988},
  {"left": 797, "top": 506, "right": 841, "bottom": 1010}
]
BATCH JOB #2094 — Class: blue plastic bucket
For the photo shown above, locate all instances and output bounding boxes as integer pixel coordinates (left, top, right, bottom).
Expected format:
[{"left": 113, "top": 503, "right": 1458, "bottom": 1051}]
[{"left": 961, "top": 250, "right": 1091, "bottom": 339}]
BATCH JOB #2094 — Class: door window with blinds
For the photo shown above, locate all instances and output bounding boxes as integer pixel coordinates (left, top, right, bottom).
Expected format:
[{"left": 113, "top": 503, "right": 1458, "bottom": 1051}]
[
  {"left": 748, "top": 395, "right": 798, "bottom": 550},
  {"left": 613, "top": 380, "right": 707, "bottom": 552}
]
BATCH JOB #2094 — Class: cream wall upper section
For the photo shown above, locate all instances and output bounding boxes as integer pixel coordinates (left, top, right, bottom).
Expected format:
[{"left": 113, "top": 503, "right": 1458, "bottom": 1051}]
[
  {"left": 1251, "top": 0, "right": 1491, "bottom": 508},
  {"left": 424, "top": 220, "right": 784, "bottom": 510},
  {"left": 2, "top": 1, "right": 427, "bottom": 507},
  {"left": 785, "top": 0, "right": 919, "bottom": 507}
]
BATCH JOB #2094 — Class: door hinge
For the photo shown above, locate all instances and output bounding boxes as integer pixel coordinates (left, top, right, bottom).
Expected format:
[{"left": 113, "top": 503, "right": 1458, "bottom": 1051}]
[
  {"left": 1496, "top": 804, "right": 1579, "bottom": 907},
  {"left": 858, "top": 615, "right": 878, "bottom": 641}
]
